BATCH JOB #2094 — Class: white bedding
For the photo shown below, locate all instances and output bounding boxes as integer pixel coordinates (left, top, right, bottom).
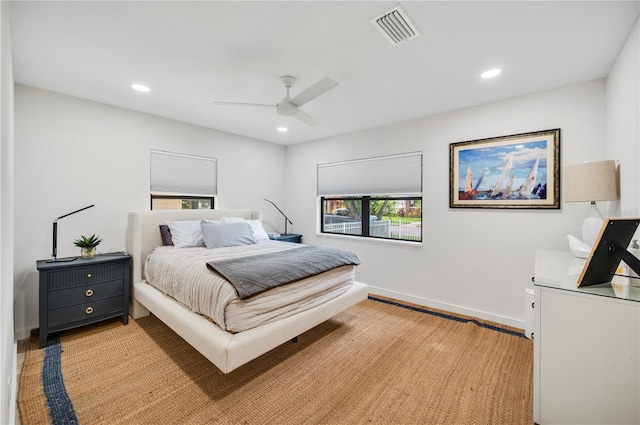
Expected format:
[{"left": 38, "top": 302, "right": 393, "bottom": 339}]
[{"left": 144, "top": 240, "right": 354, "bottom": 332}]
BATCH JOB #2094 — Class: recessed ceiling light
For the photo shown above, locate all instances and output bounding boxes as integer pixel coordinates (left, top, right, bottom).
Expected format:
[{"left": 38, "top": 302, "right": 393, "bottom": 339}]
[
  {"left": 277, "top": 127, "right": 288, "bottom": 132},
  {"left": 481, "top": 69, "right": 501, "bottom": 79},
  {"left": 131, "top": 84, "right": 151, "bottom": 92}
]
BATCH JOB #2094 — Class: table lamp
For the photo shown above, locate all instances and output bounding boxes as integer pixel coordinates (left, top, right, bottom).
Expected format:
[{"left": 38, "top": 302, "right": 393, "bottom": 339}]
[
  {"left": 47, "top": 204, "right": 95, "bottom": 262},
  {"left": 264, "top": 198, "right": 293, "bottom": 235},
  {"left": 564, "top": 160, "right": 618, "bottom": 253}
]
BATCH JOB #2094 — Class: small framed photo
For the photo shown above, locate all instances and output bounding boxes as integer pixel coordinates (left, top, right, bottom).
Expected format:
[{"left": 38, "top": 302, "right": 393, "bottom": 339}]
[{"left": 450, "top": 129, "right": 560, "bottom": 209}]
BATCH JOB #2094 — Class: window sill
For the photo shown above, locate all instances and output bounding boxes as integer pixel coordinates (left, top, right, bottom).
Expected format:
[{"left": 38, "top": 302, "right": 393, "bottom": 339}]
[{"left": 316, "top": 231, "right": 422, "bottom": 247}]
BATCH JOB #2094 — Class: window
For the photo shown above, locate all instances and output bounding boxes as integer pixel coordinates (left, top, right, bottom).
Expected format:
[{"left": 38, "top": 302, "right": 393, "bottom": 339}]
[
  {"left": 150, "top": 150, "right": 217, "bottom": 210},
  {"left": 318, "top": 152, "right": 422, "bottom": 242},
  {"left": 322, "top": 196, "right": 422, "bottom": 241},
  {"left": 150, "top": 195, "right": 214, "bottom": 210}
]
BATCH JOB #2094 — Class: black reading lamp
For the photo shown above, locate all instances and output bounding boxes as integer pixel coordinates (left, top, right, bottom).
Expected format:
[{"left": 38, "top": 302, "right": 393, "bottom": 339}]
[
  {"left": 263, "top": 198, "right": 292, "bottom": 235},
  {"left": 47, "top": 204, "right": 95, "bottom": 263}
]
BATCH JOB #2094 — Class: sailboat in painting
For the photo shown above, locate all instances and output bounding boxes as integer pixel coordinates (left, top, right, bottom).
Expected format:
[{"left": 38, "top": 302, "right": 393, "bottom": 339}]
[
  {"left": 503, "top": 171, "right": 515, "bottom": 197},
  {"left": 473, "top": 169, "right": 485, "bottom": 191},
  {"left": 461, "top": 166, "right": 486, "bottom": 200},
  {"left": 517, "top": 157, "right": 539, "bottom": 197},
  {"left": 490, "top": 153, "right": 514, "bottom": 197},
  {"left": 464, "top": 165, "right": 473, "bottom": 193}
]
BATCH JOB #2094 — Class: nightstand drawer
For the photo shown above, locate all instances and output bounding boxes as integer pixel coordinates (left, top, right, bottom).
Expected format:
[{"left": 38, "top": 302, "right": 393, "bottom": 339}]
[
  {"left": 48, "top": 296, "right": 124, "bottom": 329},
  {"left": 48, "top": 279, "right": 124, "bottom": 309},
  {"left": 45, "top": 262, "right": 125, "bottom": 289}
]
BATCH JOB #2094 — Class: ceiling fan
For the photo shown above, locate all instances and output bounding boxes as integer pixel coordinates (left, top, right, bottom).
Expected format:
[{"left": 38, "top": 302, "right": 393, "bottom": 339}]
[{"left": 212, "top": 75, "right": 338, "bottom": 127}]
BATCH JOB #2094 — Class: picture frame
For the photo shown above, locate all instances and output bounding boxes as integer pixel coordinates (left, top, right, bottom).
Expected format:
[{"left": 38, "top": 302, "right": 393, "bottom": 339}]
[
  {"left": 577, "top": 218, "right": 640, "bottom": 287},
  {"left": 449, "top": 128, "right": 560, "bottom": 209}
]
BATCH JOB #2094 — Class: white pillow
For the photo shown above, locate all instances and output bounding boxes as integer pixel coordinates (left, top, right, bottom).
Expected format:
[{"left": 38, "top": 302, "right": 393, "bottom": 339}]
[
  {"left": 201, "top": 221, "right": 256, "bottom": 249},
  {"left": 165, "top": 220, "right": 205, "bottom": 248},
  {"left": 220, "top": 217, "right": 270, "bottom": 241}
]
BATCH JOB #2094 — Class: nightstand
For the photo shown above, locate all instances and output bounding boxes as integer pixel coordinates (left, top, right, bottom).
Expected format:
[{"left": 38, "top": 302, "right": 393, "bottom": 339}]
[
  {"left": 36, "top": 252, "right": 131, "bottom": 348},
  {"left": 269, "top": 233, "right": 303, "bottom": 243}
]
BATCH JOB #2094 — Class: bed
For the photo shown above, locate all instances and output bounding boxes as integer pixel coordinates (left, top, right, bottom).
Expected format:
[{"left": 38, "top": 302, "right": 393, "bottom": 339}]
[{"left": 126, "top": 209, "right": 368, "bottom": 373}]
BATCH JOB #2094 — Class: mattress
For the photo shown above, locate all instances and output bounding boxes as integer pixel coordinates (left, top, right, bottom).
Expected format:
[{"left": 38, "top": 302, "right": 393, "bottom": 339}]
[{"left": 144, "top": 240, "right": 355, "bottom": 332}]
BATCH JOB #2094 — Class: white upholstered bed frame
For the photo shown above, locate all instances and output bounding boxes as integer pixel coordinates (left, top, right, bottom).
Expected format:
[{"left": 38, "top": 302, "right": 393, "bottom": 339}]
[{"left": 126, "top": 209, "right": 368, "bottom": 373}]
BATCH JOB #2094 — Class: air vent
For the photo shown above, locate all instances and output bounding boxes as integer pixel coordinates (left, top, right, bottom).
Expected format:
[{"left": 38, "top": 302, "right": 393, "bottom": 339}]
[{"left": 371, "top": 5, "right": 420, "bottom": 46}]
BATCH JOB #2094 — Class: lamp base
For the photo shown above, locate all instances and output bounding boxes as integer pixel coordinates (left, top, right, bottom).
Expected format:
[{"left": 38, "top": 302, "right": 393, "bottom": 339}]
[
  {"left": 582, "top": 202, "right": 604, "bottom": 247},
  {"left": 46, "top": 257, "right": 78, "bottom": 263}
]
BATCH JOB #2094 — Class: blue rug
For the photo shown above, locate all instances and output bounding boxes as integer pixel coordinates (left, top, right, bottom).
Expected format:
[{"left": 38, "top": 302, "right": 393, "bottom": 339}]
[
  {"left": 42, "top": 335, "right": 78, "bottom": 425},
  {"left": 368, "top": 296, "right": 527, "bottom": 338}
]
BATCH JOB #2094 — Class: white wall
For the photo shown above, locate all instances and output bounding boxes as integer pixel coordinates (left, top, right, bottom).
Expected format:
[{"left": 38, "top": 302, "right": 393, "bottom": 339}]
[
  {"left": 287, "top": 80, "right": 610, "bottom": 328},
  {"left": 1, "top": 2, "right": 16, "bottom": 423},
  {"left": 607, "top": 17, "right": 640, "bottom": 218},
  {"left": 13, "top": 85, "right": 287, "bottom": 338}
]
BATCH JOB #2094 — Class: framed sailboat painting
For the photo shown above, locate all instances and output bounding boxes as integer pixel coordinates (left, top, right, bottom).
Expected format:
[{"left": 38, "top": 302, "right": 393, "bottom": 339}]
[{"left": 449, "top": 128, "right": 560, "bottom": 209}]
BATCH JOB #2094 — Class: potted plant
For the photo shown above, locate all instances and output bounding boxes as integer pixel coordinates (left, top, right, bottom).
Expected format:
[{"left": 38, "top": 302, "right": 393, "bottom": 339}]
[{"left": 74, "top": 234, "right": 102, "bottom": 259}]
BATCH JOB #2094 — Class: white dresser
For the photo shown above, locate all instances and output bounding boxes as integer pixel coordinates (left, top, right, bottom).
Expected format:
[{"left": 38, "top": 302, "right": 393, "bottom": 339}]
[{"left": 533, "top": 249, "right": 640, "bottom": 425}]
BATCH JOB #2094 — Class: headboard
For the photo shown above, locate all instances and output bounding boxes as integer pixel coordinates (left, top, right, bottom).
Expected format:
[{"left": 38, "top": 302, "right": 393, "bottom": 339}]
[{"left": 126, "top": 209, "right": 262, "bottom": 318}]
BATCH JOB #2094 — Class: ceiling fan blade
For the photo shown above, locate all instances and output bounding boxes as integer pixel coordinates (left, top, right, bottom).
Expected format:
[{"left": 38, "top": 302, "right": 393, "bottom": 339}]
[
  {"left": 290, "top": 77, "right": 338, "bottom": 107},
  {"left": 212, "top": 101, "right": 275, "bottom": 109},
  {"left": 294, "top": 110, "right": 320, "bottom": 127}
]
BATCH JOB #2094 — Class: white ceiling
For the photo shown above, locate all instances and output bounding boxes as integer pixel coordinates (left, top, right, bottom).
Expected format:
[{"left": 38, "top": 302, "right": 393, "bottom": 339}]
[{"left": 10, "top": 1, "right": 640, "bottom": 145}]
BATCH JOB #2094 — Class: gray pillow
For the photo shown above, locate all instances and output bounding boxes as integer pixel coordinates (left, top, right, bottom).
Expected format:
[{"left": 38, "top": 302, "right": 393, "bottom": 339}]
[
  {"left": 201, "top": 221, "right": 256, "bottom": 249},
  {"left": 159, "top": 224, "right": 173, "bottom": 246}
]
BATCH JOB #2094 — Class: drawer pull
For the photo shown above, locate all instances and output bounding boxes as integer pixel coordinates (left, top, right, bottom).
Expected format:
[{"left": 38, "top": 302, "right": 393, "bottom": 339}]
[
  {"left": 85, "top": 306, "right": 94, "bottom": 315},
  {"left": 85, "top": 289, "right": 94, "bottom": 297},
  {"left": 87, "top": 273, "right": 92, "bottom": 279}
]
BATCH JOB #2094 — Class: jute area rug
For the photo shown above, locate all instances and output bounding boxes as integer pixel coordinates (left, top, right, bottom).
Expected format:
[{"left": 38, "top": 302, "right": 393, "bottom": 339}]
[{"left": 19, "top": 297, "right": 533, "bottom": 424}]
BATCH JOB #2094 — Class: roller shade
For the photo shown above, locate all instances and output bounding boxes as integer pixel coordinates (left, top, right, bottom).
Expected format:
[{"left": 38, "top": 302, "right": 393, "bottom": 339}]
[
  {"left": 317, "top": 152, "right": 422, "bottom": 196},
  {"left": 150, "top": 150, "right": 217, "bottom": 196}
]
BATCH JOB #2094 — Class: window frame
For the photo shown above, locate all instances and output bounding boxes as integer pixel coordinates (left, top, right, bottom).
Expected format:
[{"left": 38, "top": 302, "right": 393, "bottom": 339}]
[
  {"left": 320, "top": 195, "right": 422, "bottom": 243},
  {"left": 150, "top": 195, "right": 215, "bottom": 210}
]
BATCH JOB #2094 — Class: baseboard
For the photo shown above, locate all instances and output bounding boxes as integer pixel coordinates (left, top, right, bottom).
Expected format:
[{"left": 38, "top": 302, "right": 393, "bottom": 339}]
[
  {"left": 15, "top": 327, "right": 32, "bottom": 341},
  {"left": 8, "top": 339, "right": 17, "bottom": 425},
  {"left": 367, "top": 285, "right": 524, "bottom": 330}
]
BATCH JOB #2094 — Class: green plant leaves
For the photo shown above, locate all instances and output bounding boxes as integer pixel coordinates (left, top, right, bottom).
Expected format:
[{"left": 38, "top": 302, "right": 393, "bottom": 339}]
[{"left": 73, "top": 234, "right": 102, "bottom": 248}]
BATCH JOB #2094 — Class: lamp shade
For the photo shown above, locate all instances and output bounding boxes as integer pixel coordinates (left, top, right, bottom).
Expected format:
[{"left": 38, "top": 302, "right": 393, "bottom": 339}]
[{"left": 564, "top": 160, "right": 618, "bottom": 202}]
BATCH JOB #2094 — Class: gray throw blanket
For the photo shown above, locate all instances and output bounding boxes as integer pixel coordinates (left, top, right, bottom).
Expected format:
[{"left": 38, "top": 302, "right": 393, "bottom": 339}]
[{"left": 206, "top": 245, "right": 360, "bottom": 299}]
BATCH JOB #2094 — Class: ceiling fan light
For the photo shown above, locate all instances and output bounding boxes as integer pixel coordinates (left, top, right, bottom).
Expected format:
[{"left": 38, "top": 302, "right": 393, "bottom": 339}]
[{"left": 277, "top": 102, "right": 298, "bottom": 116}]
